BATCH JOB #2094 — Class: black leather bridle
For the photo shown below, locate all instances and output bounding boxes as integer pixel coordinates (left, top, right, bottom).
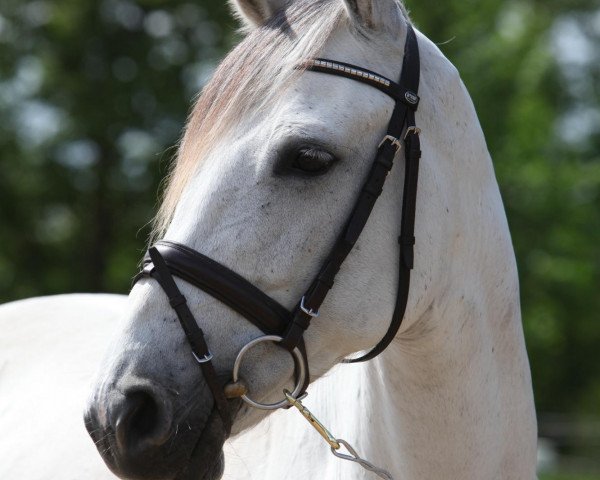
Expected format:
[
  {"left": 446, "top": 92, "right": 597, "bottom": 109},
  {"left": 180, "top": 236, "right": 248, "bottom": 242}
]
[{"left": 134, "top": 24, "right": 421, "bottom": 435}]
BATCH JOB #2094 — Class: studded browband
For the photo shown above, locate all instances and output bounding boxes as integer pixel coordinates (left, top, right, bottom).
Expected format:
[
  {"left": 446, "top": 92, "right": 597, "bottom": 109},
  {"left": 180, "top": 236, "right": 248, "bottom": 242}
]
[{"left": 299, "top": 58, "right": 420, "bottom": 108}]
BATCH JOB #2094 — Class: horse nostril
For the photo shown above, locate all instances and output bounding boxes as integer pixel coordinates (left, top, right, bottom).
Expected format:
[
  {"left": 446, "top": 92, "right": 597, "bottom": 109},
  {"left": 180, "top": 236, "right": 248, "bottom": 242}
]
[{"left": 114, "top": 389, "right": 173, "bottom": 454}]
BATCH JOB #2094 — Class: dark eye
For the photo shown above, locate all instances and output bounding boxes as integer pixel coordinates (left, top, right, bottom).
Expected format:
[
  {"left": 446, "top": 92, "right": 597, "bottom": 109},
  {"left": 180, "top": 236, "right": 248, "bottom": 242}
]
[{"left": 290, "top": 147, "right": 337, "bottom": 176}]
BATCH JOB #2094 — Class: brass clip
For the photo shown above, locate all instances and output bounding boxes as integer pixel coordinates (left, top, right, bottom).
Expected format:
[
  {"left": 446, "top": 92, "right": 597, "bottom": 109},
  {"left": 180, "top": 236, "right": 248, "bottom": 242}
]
[{"left": 284, "top": 390, "right": 340, "bottom": 450}]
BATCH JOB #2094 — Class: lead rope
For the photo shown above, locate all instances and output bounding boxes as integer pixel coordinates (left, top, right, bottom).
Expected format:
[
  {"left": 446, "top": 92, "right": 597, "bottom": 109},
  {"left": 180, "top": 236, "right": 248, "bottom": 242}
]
[{"left": 284, "top": 390, "right": 394, "bottom": 480}]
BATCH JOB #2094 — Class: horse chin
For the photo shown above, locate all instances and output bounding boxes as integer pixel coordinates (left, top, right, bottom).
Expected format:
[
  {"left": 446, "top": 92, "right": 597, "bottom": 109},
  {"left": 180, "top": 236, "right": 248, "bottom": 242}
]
[{"left": 175, "top": 409, "right": 227, "bottom": 480}]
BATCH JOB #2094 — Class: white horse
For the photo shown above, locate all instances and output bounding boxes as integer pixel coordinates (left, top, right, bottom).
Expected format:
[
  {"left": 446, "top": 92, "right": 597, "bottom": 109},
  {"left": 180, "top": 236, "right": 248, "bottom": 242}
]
[{"left": 2, "top": 0, "right": 538, "bottom": 478}]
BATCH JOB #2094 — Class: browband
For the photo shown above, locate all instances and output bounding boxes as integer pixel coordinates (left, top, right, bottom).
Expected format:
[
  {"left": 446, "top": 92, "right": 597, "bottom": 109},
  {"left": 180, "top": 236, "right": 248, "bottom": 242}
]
[{"left": 300, "top": 58, "right": 419, "bottom": 110}]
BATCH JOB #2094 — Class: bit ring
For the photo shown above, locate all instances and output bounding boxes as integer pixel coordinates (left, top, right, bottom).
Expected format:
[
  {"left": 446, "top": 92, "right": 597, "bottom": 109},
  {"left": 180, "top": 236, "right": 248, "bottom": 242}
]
[{"left": 232, "top": 335, "right": 306, "bottom": 410}]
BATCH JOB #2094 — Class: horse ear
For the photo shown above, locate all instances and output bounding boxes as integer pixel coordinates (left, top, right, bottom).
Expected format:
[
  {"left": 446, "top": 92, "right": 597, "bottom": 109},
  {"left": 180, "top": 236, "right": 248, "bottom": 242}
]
[
  {"left": 342, "top": 0, "right": 405, "bottom": 34},
  {"left": 228, "top": 0, "right": 290, "bottom": 29}
]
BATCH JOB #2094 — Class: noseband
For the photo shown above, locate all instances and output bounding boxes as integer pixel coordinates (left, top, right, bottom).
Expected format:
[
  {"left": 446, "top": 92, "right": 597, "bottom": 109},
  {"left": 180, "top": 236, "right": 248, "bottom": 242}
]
[{"left": 134, "top": 24, "right": 421, "bottom": 435}]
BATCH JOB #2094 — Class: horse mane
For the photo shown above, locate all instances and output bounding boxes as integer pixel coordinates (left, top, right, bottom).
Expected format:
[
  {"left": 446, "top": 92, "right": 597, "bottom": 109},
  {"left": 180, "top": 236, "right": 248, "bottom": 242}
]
[{"left": 152, "top": 0, "right": 347, "bottom": 239}]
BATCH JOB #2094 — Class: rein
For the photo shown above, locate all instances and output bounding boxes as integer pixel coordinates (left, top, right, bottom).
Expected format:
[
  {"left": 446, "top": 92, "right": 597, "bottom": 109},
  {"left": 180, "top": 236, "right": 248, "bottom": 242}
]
[{"left": 134, "top": 23, "right": 421, "bottom": 478}]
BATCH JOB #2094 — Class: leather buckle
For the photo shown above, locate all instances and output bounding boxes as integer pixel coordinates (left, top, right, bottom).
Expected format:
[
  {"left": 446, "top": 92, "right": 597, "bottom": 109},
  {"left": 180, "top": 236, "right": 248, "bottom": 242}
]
[
  {"left": 193, "top": 351, "right": 214, "bottom": 363},
  {"left": 300, "top": 296, "right": 319, "bottom": 318},
  {"left": 378, "top": 135, "right": 402, "bottom": 152},
  {"left": 404, "top": 126, "right": 421, "bottom": 139}
]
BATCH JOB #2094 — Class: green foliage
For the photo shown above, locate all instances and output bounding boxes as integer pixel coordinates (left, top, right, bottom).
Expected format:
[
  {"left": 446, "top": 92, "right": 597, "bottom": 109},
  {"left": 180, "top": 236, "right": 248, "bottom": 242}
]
[
  {"left": 0, "top": 0, "right": 598, "bottom": 430},
  {"left": 0, "top": 0, "right": 234, "bottom": 297}
]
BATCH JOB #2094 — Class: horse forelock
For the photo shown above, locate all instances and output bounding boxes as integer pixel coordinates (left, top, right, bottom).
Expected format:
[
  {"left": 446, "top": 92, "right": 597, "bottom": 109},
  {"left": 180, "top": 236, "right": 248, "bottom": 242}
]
[{"left": 152, "top": 0, "right": 346, "bottom": 240}]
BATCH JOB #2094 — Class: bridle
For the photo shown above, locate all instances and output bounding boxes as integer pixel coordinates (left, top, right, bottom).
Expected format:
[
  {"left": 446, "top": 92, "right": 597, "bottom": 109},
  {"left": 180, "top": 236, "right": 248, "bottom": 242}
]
[
  {"left": 134, "top": 24, "right": 421, "bottom": 440},
  {"left": 135, "top": 23, "right": 420, "bottom": 435}
]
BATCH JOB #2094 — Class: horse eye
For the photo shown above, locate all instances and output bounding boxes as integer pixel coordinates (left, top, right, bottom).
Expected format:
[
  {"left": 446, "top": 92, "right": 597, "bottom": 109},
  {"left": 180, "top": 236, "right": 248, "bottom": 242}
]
[{"left": 291, "top": 147, "right": 337, "bottom": 176}]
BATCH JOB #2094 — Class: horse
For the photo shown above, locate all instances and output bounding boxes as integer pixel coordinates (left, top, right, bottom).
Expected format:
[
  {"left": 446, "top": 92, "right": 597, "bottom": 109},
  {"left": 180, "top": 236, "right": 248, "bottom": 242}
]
[{"left": 4, "top": 0, "right": 538, "bottom": 478}]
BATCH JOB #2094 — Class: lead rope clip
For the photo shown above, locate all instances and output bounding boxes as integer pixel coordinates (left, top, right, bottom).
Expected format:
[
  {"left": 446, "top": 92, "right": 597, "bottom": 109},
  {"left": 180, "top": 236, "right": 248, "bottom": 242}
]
[{"left": 284, "top": 390, "right": 394, "bottom": 480}]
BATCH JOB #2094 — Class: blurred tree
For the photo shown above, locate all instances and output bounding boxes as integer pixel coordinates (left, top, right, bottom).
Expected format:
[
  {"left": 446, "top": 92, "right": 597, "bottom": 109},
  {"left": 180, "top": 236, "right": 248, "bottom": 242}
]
[
  {"left": 0, "top": 0, "right": 234, "bottom": 297},
  {"left": 0, "top": 0, "right": 598, "bottom": 431}
]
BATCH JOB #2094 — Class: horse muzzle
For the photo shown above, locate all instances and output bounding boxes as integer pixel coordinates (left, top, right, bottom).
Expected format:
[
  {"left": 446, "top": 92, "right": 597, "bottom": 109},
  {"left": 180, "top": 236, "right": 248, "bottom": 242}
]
[{"left": 84, "top": 375, "right": 228, "bottom": 480}]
